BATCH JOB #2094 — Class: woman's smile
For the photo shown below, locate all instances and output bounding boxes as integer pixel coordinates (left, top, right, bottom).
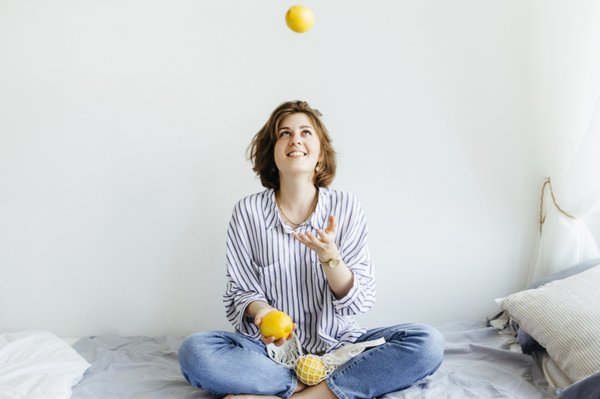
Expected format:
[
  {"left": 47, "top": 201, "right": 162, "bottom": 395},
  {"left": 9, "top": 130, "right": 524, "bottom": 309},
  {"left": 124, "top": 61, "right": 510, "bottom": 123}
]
[
  {"left": 288, "top": 151, "right": 307, "bottom": 157},
  {"left": 274, "top": 112, "right": 322, "bottom": 174}
]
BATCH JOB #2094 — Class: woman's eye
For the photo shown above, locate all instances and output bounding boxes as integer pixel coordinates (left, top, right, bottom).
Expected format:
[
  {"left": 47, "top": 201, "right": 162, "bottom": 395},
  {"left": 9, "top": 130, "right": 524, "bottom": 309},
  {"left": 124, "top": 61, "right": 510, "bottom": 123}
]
[
  {"left": 302, "top": 130, "right": 312, "bottom": 135},
  {"left": 279, "top": 131, "right": 290, "bottom": 136}
]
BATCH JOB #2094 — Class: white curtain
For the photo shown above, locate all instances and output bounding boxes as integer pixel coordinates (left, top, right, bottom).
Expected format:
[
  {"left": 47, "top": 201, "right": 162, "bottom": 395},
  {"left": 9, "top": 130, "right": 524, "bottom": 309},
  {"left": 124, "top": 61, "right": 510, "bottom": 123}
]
[{"left": 528, "top": 94, "right": 600, "bottom": 284}]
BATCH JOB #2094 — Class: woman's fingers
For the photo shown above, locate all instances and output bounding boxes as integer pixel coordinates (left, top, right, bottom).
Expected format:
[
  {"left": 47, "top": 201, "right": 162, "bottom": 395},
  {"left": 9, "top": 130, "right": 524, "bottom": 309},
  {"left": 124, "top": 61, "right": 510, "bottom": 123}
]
[
  {"left": 293, "top": 229, "right": 337, "bottom": 260},
  {"left": 263, "top": 336, "right": 275, "bottom": 345},
  {"left": 293, "top": 232, "right": 320, "bottom": 249},
  {"left": 291, "top": 232, "right": 306, "bottom": 247},
  {"left": 325, "top": 215, "right": 337, "bottom": 234},
  {"left": 297, "top": 230, "right": 331, "bottom": 245},
  {"left": 316, "top": 229, "right": 334, "bottom": 242},
  {"left": 262, "top": 324, "right": 296, "bottom": 346},
  {"left": 291, "top": 215, "right": 337, "bottom": 244},
  {"left": 304, "top": 231, "right": 324, "bottom": 245},
  {"left": 265, "top": 322, "right": 296, "bottom": 345},
  {"left": 274, "top": 330, "right": 295, "bottom": 347}
]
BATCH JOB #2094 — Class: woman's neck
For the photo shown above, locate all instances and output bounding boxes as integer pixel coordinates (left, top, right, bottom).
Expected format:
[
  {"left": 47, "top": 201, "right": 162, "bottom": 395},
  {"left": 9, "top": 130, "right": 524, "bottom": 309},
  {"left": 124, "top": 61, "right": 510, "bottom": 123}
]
[{"left": 277, "top": 177, "right": 318, "bottom": 225}]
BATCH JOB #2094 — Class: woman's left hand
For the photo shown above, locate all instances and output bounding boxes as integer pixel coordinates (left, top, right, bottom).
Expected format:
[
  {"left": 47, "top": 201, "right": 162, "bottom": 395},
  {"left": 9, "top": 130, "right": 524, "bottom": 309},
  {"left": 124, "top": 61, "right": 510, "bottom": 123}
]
[{"left": 292, "top": 215, "right": 339, "bottom": 261}]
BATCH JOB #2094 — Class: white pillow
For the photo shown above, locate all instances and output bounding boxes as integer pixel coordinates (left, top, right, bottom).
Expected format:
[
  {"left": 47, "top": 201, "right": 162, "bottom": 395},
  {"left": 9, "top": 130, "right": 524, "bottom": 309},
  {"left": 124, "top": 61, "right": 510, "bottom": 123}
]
[
  {"left": 0, "top": 330, "right": 90, "bottom": 399},
  {"left": 497, "top": 265, "right": 600, "bottom": 382}
]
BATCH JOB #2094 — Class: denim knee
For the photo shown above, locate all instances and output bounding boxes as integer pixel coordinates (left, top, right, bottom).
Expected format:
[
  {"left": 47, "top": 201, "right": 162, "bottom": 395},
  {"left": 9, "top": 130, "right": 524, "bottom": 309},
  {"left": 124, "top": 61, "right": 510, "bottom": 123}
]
[
  {"left": 178, "top": 331, "right": 295, "bottom": 397},
  {"left": 179, "top": 331, "right": 215, "bottom": 360},
  {"left": 178, "top": 331, "right": 221, "bottom": 387},
  {"left": 415, "top": 324, "right": 445, "bottom": 373}
]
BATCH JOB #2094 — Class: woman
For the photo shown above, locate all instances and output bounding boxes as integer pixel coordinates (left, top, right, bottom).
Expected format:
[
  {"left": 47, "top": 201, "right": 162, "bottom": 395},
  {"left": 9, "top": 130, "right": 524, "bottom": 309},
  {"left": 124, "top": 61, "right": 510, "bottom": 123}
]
[{"left": 178, "top": 101, "right": 444, "bottom": 399}]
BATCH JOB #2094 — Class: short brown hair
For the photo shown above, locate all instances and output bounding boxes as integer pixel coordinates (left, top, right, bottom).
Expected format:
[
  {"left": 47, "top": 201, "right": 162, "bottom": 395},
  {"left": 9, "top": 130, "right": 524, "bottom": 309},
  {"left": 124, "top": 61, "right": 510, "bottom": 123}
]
[{"left": 247, "top": 100, "right": 337, "bottom": 189}]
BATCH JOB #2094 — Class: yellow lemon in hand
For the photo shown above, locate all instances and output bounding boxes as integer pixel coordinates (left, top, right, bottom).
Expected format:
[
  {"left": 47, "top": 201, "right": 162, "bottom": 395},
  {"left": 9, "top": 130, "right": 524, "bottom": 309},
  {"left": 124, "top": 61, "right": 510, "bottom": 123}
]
[
  {"left": 260, "top": 311, "right": 294, "bottom": 340},
  {"left": 295, "top": 355, "right": 326, "bottom": 385},
  {"left": 285, "top": 5, "right": 315, "bottom": 33}
]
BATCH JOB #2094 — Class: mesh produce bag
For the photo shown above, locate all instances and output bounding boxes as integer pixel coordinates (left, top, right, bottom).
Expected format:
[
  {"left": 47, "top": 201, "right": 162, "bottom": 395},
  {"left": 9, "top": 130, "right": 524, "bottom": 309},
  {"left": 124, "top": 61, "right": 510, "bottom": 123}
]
[{"left": 267, "top": 335, "right": 386, "bottom": 385}]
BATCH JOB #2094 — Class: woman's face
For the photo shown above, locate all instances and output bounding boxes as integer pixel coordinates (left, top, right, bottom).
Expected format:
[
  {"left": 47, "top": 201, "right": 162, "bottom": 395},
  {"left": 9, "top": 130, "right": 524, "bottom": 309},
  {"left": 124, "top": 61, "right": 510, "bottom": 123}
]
[{"left": 273, "top": 113, "right": 322, "bottom": 181}]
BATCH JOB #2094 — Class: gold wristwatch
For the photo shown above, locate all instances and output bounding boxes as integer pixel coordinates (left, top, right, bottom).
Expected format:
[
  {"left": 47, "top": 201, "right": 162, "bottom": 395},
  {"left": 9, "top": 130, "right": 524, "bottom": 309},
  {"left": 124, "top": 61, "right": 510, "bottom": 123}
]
[{"left": 319, "top": 253, "right": 341, "bottom": 268}]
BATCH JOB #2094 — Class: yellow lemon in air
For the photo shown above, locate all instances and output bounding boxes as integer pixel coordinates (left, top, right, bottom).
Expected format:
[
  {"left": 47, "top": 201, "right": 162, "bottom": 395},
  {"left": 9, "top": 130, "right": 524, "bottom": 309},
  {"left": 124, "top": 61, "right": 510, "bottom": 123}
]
[
  {"left": 285, "top": 5, "right": 315, "bottom": 33},
  {"left": 295, "top": 355, "right": 326, "bottom": 385},
  {"left": 260, "top": 311, "right": 294, "bottom": 340}
]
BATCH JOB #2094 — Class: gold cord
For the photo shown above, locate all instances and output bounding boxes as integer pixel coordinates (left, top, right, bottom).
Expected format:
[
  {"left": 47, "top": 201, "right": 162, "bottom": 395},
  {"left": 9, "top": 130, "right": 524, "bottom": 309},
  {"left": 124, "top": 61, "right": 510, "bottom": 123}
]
[
  {"left": 539, "top": 177, "right": 576, "bottom": 235},
  {"left": 276, "top": 190, "right": 318, "bottom": 226}
]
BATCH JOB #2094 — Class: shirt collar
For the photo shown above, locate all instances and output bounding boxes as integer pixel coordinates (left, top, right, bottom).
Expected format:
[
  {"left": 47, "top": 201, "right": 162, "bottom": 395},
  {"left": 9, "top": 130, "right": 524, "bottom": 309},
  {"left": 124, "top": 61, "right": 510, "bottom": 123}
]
[
  {"left": 308, "top": 187, "right": 329, "bottom": 230},
  {"left": 266, "top": 187, "right": 330, "bottom": 231},
  {"left": 265, "top": 189, "right": 279, "bottom": 230}
]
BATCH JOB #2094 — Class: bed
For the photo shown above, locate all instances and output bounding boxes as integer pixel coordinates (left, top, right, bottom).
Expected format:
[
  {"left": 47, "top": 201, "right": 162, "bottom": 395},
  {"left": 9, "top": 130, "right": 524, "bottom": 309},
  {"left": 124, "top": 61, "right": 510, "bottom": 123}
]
[
  {"left": 66, "top": 319, "right": 559, "bottom": 399},
  {"left": 0, "top": 320, "right": 565, "bottom": 399},
  {"left": 0, "top": 319, "right": 593, "bottom": 399},
  {"left": 2, "top": 260, "right": 599, "bottom": 399}
]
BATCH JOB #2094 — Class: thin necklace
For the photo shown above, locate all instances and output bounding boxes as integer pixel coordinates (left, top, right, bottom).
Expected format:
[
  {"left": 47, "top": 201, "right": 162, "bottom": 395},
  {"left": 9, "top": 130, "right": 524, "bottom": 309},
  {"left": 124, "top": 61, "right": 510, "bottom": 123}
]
[{"left": 276, "top": 190, "right": 319, "bottom": 226}]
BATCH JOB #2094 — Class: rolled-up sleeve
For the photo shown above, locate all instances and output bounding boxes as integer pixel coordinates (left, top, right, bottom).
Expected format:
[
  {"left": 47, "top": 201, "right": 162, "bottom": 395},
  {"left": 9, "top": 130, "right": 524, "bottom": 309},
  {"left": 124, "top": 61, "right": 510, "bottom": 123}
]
[
  {"left": 223, "top": 201, "right": 267, "bottom": 339},
  {"left": 332, "top": 196, "right": 376, "bottom": 315}
]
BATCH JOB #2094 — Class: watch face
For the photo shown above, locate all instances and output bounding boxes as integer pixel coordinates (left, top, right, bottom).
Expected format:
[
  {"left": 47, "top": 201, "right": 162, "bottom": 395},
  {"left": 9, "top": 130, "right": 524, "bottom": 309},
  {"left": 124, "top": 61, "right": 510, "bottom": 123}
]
[{"left": 329, "top": 258, "right": 340, "bottom": 268}]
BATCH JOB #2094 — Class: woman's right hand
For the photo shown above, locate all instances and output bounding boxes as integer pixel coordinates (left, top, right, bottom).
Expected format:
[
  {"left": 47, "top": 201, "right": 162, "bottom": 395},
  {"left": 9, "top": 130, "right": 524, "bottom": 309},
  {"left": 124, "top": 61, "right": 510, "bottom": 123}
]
[{"left": 254, "top": 305, "right": 296, "bottom": 347}]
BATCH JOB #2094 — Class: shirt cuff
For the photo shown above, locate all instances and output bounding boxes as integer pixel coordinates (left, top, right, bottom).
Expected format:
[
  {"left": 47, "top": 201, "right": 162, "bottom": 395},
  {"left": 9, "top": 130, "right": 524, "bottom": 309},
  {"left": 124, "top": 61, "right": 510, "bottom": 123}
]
[
  {"left": 234, "top": 292, "right": 268, "bottom": 337},
  {"left": 331, "top": 271, "right": 362, "bottom": 313}
]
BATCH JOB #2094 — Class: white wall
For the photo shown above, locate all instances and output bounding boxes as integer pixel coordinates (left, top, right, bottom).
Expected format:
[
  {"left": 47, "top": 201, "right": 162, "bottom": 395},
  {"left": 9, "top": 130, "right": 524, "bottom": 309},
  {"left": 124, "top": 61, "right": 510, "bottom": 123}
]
[{"left": 1, "top": 1, "right": 599, "bottom": 338}]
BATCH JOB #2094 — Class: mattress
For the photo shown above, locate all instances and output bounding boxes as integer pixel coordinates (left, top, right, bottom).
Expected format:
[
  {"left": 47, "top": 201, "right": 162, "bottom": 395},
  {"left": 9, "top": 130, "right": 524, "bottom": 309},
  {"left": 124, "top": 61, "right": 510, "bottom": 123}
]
[
  {"left": 60, "top": 319, "right": 571, "bottom": 387},
  {"left": 67, "top": 320, "right": 560, "bottom": 399}
]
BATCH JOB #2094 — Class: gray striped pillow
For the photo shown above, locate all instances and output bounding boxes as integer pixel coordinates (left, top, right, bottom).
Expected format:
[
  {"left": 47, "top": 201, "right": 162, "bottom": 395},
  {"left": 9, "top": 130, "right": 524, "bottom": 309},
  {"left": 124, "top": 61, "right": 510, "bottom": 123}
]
[{"left": 499, "top": 265, "right": 600, "bottom": 382}]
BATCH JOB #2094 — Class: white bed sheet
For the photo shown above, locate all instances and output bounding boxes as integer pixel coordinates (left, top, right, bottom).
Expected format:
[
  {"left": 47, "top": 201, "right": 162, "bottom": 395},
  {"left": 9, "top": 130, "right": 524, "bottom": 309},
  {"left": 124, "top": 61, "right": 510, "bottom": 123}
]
[
  {"left": 0, "top": 331, "right": 90, "bottom": 399},
  {"left": 36, "top": 327, "right": 578, "bottom": 395}
]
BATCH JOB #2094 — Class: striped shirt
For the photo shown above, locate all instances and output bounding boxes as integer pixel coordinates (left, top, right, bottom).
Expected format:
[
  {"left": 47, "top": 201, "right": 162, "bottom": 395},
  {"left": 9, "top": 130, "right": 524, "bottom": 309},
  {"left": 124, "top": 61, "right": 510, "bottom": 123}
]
[{"left": 223, "top": 187, "right": 376, "bottom": 354}]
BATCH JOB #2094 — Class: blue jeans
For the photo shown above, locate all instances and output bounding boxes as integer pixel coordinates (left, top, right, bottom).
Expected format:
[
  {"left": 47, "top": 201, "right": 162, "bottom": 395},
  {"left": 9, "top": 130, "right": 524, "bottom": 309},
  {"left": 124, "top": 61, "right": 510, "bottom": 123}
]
[{"left": 178, "top": 323, "right": 444, "bottom": 399}]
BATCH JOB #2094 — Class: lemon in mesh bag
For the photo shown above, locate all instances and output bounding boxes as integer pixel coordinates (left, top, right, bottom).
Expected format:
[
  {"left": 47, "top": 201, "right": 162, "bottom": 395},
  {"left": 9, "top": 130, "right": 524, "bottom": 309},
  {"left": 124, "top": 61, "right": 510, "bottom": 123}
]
[
  {"left": 295, "top": 355, "right": 327, "bottom": 386},
  {"left": 268, "top": 335, "right": 386, "bottom": 385}
]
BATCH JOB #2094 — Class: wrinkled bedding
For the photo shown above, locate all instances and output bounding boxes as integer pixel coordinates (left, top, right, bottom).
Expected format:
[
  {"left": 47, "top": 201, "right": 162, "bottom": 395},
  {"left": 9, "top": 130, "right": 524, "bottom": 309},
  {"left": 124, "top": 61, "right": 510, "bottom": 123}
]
[
  {"left": 383, "top": 320, "right": 557, "bottom": 399},
  {"left": 70, "top": 320, "right": 559, "bottom": 399}
]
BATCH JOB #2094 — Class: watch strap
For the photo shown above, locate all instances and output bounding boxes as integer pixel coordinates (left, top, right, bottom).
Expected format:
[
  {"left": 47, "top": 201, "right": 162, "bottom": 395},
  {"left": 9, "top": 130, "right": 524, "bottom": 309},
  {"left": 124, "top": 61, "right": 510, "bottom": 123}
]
[{"left": 319, "top": 253, "right": 341, "bottom": 267}]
